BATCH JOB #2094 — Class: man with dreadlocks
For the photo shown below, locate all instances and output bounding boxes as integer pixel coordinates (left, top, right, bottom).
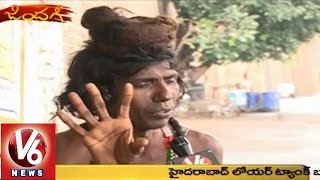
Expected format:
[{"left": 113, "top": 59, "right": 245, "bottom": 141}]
[{"left": 55, "top": 6, "right": 223, "bottom": 165}]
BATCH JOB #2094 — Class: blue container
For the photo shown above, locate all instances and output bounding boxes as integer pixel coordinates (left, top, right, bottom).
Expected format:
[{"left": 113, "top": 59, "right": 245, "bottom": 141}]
[
  {"left": 228, "top": 90, "right": 248, "bottom": 108},
  {"left": 261, "top": 91, "right": 280, "bottom": 112},
  {"left": 246, "top": 92, "right": 261, "bottom": 112},
  {"left": 229, "top": 90, "right": 248, "bottom": 110}
]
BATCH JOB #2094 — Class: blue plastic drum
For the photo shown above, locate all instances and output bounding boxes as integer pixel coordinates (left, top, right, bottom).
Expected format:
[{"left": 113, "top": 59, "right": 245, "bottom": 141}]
[
  {"left": 261, "top": 91, "right": 280, "bottom": 112},
  {"left": 247, "top": 92, "right": 261, "bottom": 112}
]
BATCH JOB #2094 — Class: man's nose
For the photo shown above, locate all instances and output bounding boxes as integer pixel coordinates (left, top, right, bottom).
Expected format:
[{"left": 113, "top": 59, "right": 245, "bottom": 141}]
[{"left": 152, "top": 82, "right": 173, "bottom": 102}]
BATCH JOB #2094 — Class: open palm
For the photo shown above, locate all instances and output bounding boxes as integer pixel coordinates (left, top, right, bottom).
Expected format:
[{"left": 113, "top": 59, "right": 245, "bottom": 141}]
[{"left": 57, "top": 83, "right": 149, "bottom": 164}]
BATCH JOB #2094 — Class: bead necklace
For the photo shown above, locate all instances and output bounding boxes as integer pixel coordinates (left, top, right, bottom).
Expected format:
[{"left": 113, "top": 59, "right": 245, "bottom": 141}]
[{"left": 161, "top": 126, "right": 176, "bottom": 164}]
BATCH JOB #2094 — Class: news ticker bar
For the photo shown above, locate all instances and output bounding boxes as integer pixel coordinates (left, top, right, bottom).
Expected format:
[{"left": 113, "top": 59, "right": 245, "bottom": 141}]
[{"left": 55, "top": 165, "right": 313, "bottom": 180}]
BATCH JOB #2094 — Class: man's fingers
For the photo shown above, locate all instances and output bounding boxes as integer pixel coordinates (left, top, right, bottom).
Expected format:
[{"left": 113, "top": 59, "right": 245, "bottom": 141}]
[
  {"left": 114, "top": 129, "right": 132, "bottom": 164},
  {"left": 85, "top": 83, "right": 112, "bottom": 120},
  {"left": 56, "top": 111, "right": 87, "bottom": 136},
  {"left": 119, "top": 83, "right": 134, "bottom": 118},
  {"left": 129, "top": 138, "right": 149, "bottom": 155},
  {"left": 114, "top": 129, "right": 148, "bottom": 163},
  {"left": 68, "top": 92, "right": 98, "bottom": 127}
]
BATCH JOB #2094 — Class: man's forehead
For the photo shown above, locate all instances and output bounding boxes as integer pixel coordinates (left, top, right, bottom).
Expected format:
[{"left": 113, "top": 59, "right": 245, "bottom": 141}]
[{"left": 131, "top": 62, "right": 178, "bottom": 79}]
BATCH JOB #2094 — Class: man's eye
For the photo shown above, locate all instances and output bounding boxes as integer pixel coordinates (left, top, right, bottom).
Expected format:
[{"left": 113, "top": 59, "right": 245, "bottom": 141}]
[
  {"left": 165, "top": 78, "right": 178, "bottom": 84},
  {"left": 135, "top": 82, "right": 152, "bottom": 88}
]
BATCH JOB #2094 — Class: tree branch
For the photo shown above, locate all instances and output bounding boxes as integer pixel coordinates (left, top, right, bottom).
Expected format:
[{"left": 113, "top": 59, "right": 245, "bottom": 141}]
[{"left": 175, "top": 19, "right": 195, "bottom": 54}]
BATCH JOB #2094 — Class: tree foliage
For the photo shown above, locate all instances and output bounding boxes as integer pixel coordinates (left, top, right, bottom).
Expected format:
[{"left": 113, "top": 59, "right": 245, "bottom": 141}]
[{"left": 173, "top": 0, "right": 320, "bottom": 65}]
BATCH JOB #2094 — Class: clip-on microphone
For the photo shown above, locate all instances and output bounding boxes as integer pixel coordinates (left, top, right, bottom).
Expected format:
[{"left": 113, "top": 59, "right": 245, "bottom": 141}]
[{"left": 169, "top": 118, "right": 219, "bottom": 165}]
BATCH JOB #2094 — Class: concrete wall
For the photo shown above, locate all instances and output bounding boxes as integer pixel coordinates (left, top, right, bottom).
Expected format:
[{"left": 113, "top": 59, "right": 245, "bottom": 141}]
[{"left": 292, "top": 36, "right": 320, "bottom": 96}]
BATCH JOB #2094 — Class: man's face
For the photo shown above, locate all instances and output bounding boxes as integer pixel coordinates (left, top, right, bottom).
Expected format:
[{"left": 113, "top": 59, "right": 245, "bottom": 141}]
[{"left": 124, "top": 61, "right": 180, "bottom": 131}]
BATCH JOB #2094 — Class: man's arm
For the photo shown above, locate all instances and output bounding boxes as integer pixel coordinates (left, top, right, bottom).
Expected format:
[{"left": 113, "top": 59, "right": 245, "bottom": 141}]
[{"left": 56, "top": 129, "right": 92, "bottom": 164}]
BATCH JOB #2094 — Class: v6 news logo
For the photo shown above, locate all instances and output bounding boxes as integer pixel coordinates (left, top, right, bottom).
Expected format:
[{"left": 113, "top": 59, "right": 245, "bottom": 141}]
[
  {"left": 8, "top": 128, "right": 47, "bottom": 167},
  {"left": 1, "top": 124, "right": 55, "bottom": 180}
]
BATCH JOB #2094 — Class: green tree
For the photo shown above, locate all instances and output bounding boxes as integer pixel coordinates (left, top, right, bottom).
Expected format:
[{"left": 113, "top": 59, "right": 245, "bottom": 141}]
[{"left": 173, "top": 0, "right": 320, "bottom": 65}]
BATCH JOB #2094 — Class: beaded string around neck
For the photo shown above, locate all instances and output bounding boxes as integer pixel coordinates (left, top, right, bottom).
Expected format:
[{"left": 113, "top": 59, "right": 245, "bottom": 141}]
[{"left": 161, "top": 126, "right": 176, "bottom": 164}]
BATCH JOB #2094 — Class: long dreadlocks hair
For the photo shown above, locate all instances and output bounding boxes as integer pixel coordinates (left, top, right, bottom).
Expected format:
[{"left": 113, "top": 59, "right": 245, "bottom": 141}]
[{"left": 54, "top": 6, "right": 187, "bottom": 118}]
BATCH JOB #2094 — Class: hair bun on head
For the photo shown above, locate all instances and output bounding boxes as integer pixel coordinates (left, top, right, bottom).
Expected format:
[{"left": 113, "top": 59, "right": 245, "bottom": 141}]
[
  {"left": 81, "top": 6, "right": 124, "bottom": 30},
  {"left": 81, "top": 6, "right": 178, "bottom": 58}
]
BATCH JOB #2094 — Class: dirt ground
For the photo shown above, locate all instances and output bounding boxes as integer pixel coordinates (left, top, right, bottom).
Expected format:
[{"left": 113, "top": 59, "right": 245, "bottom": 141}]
[{"left": 177, "top": 96, "right": 320, "bottom": 179}]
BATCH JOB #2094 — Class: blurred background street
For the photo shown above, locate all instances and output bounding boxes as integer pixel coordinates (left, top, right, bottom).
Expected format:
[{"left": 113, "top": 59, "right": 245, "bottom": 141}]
[{"left": 180, "top": 94, "right": 320, "bottom": 167}]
